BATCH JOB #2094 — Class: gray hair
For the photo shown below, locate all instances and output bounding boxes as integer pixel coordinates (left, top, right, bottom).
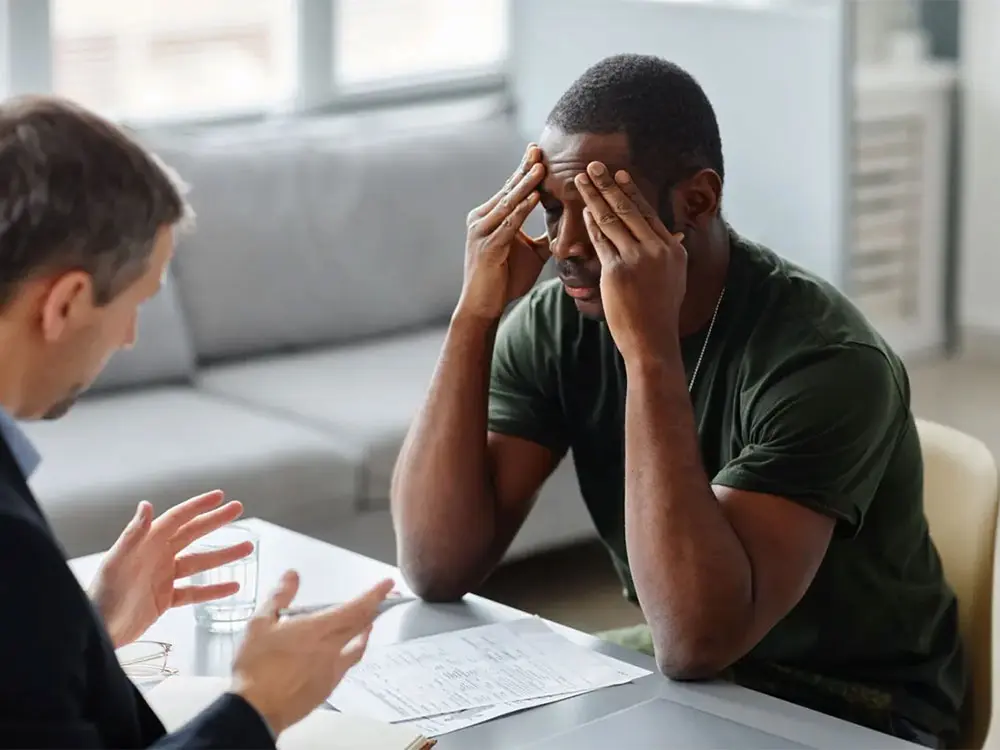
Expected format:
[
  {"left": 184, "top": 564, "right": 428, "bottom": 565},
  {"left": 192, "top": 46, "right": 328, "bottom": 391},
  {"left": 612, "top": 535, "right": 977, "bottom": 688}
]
[{"left": 0, "top": 95, "right": 192, "bottom": 308}]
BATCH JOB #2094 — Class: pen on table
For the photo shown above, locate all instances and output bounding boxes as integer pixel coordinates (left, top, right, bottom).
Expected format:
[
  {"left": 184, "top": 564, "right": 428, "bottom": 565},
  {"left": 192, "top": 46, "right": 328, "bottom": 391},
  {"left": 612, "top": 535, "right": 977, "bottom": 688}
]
[{"left": 279, "top": 595, "right": 418, "bottom": 618}]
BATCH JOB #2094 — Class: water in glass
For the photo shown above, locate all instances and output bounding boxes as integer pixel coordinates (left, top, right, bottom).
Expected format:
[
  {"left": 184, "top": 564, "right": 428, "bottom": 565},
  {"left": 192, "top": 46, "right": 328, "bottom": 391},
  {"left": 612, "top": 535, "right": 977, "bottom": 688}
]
[{"left": 192, "top": 523, "right": 259, "bottom": 632}]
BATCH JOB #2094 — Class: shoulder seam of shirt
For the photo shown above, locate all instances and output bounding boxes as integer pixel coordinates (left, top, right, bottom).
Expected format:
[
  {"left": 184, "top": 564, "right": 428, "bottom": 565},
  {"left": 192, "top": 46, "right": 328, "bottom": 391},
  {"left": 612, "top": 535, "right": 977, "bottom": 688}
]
[{"left": 831, "top": 341, "right": 911, "bottom": 416}]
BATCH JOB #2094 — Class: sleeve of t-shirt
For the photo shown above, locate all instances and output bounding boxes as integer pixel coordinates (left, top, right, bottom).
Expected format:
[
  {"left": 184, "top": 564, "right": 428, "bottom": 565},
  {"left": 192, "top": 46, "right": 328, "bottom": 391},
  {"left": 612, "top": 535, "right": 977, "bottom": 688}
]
[
  {"left": 486, "top": 291, "right": 569, "bottom": 454},
  {"left": 711, "top": 344, "right": 907, "bottom": 537}
]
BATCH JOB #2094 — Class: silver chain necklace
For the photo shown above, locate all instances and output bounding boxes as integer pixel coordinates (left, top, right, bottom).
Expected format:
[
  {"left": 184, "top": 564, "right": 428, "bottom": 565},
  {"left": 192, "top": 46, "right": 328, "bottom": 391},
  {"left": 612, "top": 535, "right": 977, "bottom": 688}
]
[{"left": 687, "top": 286, "right": 726, "bottom": 394}]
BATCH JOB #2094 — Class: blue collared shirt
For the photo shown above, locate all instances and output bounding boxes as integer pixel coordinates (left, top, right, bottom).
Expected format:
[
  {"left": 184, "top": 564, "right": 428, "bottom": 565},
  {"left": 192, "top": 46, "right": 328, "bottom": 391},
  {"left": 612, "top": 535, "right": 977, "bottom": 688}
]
[{"left": 0, "top": 408, "right": 40, "bottom": 479}]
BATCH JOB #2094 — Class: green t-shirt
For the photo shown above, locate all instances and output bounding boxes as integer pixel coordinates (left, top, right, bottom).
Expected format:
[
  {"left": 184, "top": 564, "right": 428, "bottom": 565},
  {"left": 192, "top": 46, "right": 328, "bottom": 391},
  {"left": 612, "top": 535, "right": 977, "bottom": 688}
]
[{"left": 487, "top": 232, "right": 966, "bottom": 743}]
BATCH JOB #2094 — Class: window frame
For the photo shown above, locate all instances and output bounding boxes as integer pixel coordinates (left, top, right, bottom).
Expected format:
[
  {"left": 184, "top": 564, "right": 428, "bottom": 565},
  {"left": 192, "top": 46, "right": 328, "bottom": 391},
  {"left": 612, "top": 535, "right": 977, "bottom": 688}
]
[{"left": 0, "top": 0, "right": 508, "bottom": 126}]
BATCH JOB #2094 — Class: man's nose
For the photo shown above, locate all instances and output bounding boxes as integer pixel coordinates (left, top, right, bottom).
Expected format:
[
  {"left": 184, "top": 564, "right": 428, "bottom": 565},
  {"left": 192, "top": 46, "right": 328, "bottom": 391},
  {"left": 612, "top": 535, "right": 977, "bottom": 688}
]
[{"left": 550, "top": 210, "right": 593, "bottom": 261}]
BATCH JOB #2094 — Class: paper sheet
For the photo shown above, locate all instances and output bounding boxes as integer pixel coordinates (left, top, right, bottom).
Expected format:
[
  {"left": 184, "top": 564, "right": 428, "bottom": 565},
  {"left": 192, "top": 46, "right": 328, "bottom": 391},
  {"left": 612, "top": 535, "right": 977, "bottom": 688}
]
[
  {"left": 329, "top": 618, "right": 650, "bottom": 727},
  {"left": 403, "top": 644, "right": 647, "bottom": 737},
  {"left": 401, "top": 689, "right": 590, "bottom": 736}
]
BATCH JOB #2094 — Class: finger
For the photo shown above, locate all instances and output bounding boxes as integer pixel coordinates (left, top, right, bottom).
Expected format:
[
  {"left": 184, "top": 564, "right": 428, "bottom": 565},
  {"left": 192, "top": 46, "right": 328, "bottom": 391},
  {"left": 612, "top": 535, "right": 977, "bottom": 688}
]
[
  {"left": 481, "top": 192, "right": 540, "bottom": 251},
  {"left": 172, "top": 581, "right": 240, "bottom": 606},
  {"left": 478, "top": 163, "right": 544, "bottom": 235},
  {"left": 500, "top": 144, "right": 540, "bottom": 194},
  {"left": 336, "top": 578, "right": 395, "bottom": 621},
  {"left": 614, "top": 170, "right": 684, "bottom": 246},
  {"left": 473, "top": 144, "right": 540, "bottom": 218},
  {"left": 170, "top": 501, "right": 244, "bottom": 551},
  {"left": 339, "top": 626, "right": 373, "bottom": 670},
  {"left": 586, "top": 163, "right": 661, "bottom": 248},
  {"left": 574, "top": 172, "right": 640, "bottom": 263},
  {"left": 174, "top": 540, "right": 254, "bottom": 579},
  {"left": 583, "top": 208, "right": 621, "bottom": 269},
  {"left": 111, "top": 501, "right": 153, "bottom": 554},
  {"left": 257, "top": 570, "right": 301, "bottom": 620},
  {"left": 152, "top": 490, "right": 225, "bottom": 537},
  {"left": 303, "top": 578, "right": 395, "bottom": 636}
]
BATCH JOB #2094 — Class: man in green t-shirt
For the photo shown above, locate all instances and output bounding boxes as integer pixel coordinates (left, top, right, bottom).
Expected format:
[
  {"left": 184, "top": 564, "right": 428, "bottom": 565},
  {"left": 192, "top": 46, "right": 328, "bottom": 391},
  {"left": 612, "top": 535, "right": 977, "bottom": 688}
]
[{"left": 390, "top": 53, "right": 965, "bottom": 747}]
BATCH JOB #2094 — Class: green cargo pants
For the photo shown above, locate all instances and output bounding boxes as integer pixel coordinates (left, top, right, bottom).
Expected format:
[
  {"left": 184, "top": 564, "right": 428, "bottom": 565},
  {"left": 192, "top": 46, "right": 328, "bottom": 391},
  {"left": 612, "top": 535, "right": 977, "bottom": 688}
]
[{"left": 596, "top": 623, "right": 655, "bottom": 656}]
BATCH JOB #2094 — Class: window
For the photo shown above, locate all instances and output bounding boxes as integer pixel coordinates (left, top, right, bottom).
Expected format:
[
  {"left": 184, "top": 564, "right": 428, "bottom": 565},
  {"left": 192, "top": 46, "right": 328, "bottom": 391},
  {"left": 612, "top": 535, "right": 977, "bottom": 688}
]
[
  {"left": 50, "top": 0, "right": 297, "bottom": 120},
  {"left": 7, "top": 0, "right": 508, "bottom": 123},
  {"left": 334, "top": 0, "right": 507, "bottom": 86}
]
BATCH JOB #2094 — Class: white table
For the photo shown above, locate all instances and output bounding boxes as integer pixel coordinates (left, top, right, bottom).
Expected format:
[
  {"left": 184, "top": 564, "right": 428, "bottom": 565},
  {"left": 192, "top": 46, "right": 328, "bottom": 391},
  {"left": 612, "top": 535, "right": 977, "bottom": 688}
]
[{"left": 69, "top": 519, "right": 921, "bottom": 749}]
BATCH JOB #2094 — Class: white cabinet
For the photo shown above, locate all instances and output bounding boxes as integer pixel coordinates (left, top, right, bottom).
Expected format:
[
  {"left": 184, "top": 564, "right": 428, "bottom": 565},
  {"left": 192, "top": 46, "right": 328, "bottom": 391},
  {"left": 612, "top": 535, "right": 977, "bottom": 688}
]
[{"left": 849, "top": 62, "right": 956, "bottom": 356}]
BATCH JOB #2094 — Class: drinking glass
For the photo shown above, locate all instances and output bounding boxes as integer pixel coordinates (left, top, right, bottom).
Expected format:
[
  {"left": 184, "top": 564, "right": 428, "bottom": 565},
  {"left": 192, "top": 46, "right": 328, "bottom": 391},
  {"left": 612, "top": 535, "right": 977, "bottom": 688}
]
[{"left": 192, "top": 523, "right": 259, "bottom": 632}]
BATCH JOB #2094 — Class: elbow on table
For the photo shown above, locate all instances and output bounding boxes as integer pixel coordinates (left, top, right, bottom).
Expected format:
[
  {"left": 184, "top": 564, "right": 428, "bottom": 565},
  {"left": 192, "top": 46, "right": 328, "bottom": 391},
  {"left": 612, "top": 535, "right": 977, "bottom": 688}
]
[
  {"left": 398, "top": 559, "right": 475, "bottom": 603},
  {"left": 656, "top": 652, "right": 726, "bottom": 682},
  {"left": 650, "top": 629, "right": 738, "bottom": 682}
]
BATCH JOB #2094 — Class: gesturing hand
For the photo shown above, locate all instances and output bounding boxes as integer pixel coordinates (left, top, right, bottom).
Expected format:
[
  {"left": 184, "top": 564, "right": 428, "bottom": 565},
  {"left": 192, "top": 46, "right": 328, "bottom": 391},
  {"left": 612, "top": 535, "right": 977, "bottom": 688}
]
[
  {"left": 458, "top": 143, "right": 551, "bottom": 322},
  {"left": 91, "top": 491, "right": 253, "bottom": 648},
  {"left": 232, "top": 573, "right": 395, "bottom": 737},
  {"left": 575, "top": 162, "right": 688, "bottom": 363}
]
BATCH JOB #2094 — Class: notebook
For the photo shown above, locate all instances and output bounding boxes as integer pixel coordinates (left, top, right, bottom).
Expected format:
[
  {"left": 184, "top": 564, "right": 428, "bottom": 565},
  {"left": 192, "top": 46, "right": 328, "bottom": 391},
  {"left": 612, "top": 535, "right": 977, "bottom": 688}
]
[{"left": 145, "top": 676, "right": 433, "bottom": 750}]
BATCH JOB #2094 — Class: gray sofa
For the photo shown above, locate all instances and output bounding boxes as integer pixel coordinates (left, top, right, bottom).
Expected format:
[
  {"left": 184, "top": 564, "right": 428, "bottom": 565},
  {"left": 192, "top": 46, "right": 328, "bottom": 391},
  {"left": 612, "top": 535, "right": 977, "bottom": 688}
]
[{"left": 22, "top": 98, "right": 596, "bottom": 563}]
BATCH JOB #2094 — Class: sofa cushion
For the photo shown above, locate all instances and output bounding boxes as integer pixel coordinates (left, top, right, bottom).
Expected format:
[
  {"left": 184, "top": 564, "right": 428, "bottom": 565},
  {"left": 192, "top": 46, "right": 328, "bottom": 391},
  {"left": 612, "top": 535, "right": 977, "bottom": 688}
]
[
  {"left": 198, "top": 326, "right": 598, "bottom": 558},
  {"left": 89, "top": 273, "right": 196, "bottom": 393},
  {"left": 22, "top": 388, "right": 362, "bottom": 557},
  {"left": 157, "top": 117, "right": 524, "bottom": 362},
  {"left": 198, "top": 328, "right": 447, "bottom": 504},
  {"left": 306, "top": 462, "right": 599, "bottom": 565}
]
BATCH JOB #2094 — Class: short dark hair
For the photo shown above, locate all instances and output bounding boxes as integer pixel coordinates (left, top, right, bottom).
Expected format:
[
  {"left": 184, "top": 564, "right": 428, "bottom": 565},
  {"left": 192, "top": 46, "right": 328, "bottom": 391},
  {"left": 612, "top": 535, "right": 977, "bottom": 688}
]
[
  {"left": 0, "top": 96, "right": 191, "bottom": 308},
  {"left": 546, "top": 53, "right": 724, "bottom": 189}
]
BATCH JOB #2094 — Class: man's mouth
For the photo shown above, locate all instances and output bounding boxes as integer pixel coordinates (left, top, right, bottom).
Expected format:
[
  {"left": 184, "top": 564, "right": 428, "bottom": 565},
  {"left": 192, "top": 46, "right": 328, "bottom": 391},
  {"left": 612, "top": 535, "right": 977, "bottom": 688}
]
[{"left": 561, "top": 281, "right": 600, "bottom": 301}]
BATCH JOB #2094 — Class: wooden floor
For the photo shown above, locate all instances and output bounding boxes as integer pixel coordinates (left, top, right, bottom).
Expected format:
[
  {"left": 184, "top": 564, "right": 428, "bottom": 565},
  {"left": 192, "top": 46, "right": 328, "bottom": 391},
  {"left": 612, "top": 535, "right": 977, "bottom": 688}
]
[{"left": 476, "top": 540, "right": 644, "bottom": 633}]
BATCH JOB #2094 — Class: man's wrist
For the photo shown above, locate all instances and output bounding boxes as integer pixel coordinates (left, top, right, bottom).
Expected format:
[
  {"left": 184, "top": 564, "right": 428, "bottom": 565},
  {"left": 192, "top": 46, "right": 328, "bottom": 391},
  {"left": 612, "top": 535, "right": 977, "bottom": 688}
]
[
  {"left": 231, "top": 684, "right": 285, "bottom": 739},
  {"left": 249, "top": 700, "right": 279, "bottom": 742},
  {"left": 223, "top": 690, "right": 281, "bottom": 747},
  {"left": 622, "top": 341, "right": 684, "bottom": 381},
  {"left": 89, "top": 584, "right": 126, "bottom": 648},
  {"left": 450, "top": 304, "right": 502, "bottom": 333}
]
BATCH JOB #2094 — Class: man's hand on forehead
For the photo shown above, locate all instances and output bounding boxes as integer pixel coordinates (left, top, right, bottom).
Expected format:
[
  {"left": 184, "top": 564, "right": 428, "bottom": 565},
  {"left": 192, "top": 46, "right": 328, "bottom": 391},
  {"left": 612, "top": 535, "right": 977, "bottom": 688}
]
[
  {"left": 456, "top": 143, "right": 551, "bottom": 321},
  {"left": 574, "top": 162, "right": 680, "bottom": 251},
  {"left": 503, "top": 143, "right": 541, "bottom": 191},
  {"left": 573, "top": 160, "right": 688, "bottom": 361}
]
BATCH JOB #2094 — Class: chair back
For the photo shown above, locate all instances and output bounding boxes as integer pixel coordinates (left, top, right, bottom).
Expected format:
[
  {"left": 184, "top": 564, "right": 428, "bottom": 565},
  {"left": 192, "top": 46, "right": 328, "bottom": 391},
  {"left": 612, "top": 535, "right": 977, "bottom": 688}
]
[{"left": 917, "top": 418, "right": 999, "bottom": 748}]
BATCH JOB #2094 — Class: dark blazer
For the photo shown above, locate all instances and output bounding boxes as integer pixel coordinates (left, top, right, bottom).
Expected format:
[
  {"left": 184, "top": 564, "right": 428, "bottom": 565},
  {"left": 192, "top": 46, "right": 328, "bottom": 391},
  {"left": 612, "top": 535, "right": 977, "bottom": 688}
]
[{"left": 0, "top": 433, "right": 275, "bottom": 749}]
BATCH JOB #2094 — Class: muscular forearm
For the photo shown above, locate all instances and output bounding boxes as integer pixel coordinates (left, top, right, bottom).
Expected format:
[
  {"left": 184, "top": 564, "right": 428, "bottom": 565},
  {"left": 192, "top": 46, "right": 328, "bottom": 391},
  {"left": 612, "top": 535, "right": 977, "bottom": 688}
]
[
  {"left": 391, "top": 313, "right": 502, "bottom": 600},
  {"left": 623, "top": 350, "right": 754, "bottom": 677}
]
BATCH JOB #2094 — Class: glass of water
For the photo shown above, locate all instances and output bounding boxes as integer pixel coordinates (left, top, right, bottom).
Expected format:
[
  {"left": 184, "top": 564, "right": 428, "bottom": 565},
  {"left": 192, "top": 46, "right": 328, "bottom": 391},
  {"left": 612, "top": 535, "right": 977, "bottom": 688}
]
[{"left": 192, "top": 523, "right": 259, "bottom": 632}]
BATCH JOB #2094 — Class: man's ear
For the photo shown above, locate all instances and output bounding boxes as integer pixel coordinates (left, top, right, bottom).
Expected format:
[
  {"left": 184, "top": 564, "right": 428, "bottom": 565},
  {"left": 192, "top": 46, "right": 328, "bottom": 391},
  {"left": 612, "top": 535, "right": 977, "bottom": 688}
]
[
  {"left": 678, "top": 168, "right": 723, "bottom": 229},
  {"left": 40, "top": 271, "right": 95, "bottom": 344}
]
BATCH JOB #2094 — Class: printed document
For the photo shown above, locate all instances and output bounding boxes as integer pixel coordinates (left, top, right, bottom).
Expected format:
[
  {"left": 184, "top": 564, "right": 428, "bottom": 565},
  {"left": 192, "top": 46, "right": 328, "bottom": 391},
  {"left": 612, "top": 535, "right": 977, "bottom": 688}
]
[{"left": 329, "top": 618, "right": 650, "bottom": 730}]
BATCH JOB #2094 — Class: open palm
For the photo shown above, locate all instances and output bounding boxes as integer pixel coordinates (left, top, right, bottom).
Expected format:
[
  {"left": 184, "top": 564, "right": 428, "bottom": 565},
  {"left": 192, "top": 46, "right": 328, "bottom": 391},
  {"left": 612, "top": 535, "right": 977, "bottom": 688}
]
[{"left": 90, "top": 491, "right": 253, "bottom": 648}]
